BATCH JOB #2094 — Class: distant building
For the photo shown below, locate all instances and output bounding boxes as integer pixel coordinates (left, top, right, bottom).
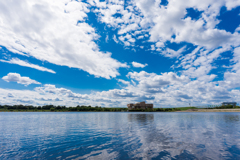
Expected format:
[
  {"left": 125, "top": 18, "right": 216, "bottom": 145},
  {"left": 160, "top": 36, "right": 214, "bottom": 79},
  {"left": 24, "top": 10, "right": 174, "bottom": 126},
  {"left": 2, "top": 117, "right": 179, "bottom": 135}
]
[
  {"left": 222, "top": 102, "right": 237, "bottom": 107},
  {"left": 127, "top": 101, "right": 153, "bottom": 110}
]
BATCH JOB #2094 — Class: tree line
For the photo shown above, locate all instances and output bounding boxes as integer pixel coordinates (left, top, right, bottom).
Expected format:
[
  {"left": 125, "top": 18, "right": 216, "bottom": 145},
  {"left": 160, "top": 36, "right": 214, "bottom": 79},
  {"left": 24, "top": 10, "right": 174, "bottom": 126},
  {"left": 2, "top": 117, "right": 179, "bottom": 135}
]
[
  {"left": 0, "top": 105, "right": 193, "bottom": 112},
  {"left": 0, "top": 104, "right": 238, "bottom": 112},
  {"left": 0, "top": 104, "right": 184, "bottom": 112},
  {"left": 0, "top": 105, "right": 128, "bottom": 112}
]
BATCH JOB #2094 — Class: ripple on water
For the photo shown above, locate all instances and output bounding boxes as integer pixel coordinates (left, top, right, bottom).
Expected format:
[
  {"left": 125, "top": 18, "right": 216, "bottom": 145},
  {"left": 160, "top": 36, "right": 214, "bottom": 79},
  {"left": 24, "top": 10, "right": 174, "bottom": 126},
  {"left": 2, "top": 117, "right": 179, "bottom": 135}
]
[{"left": 1, "top": 112, "right": 240, "bottom": 159}]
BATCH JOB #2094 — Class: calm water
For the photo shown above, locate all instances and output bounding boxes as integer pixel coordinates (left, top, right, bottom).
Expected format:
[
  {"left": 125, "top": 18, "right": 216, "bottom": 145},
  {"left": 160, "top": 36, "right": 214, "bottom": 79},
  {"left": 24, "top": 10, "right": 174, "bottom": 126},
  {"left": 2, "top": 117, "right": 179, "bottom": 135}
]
[{"left": 1, "top": 112, "right": 240, "bottom": 159}]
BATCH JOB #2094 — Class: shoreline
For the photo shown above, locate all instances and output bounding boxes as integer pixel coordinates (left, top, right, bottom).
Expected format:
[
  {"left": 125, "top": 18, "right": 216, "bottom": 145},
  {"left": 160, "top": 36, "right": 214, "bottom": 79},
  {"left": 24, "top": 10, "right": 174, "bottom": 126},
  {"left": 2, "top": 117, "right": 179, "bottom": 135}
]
[
  {"left": 1, "top": 108, "right": 240, "bottom": 112},
  {"left": 177, "top": 109, "right": 240, "bottom": 112}
]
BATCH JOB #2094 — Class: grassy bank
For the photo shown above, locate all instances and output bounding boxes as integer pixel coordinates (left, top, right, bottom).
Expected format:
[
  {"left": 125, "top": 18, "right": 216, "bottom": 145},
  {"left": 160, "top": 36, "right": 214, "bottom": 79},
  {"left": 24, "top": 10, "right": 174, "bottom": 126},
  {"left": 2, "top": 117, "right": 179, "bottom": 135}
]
[
  {"left": 0, "top": 105, "right": 238, "bottom": 112},
  {"left": 178, "top": 109, "right": 240, "bottom": 112},
  {"left": 0, "top": 105, "right": 198, "bottom": 112},
  {"left": 0, "top": 105, "right": 128, "bottom": 112},
  {"left": 129, "top": 107, "right": 198, "bottom": 112}
]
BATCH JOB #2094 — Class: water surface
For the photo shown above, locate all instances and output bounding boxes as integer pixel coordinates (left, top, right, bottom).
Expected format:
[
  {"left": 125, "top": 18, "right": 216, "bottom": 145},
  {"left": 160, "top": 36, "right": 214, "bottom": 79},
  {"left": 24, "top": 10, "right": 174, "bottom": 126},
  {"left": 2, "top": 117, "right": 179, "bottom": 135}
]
[{"left": 1, "top": 112, "right": 240, "bottom": 159}]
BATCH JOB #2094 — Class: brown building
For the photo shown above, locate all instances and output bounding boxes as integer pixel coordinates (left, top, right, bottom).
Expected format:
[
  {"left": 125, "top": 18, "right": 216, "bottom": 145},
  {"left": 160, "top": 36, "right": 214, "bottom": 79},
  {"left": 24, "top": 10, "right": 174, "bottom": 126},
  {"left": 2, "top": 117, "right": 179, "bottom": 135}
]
[{"left": 127, "top": 101, "right": 153, "bottom": 110}]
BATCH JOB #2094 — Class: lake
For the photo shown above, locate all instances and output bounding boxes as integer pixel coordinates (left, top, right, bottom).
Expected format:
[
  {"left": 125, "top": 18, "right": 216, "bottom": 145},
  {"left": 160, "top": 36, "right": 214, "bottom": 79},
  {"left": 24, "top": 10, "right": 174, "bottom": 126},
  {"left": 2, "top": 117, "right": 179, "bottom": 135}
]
[{"left": 0, "top": 112, "right": 240, "bottom": 159}]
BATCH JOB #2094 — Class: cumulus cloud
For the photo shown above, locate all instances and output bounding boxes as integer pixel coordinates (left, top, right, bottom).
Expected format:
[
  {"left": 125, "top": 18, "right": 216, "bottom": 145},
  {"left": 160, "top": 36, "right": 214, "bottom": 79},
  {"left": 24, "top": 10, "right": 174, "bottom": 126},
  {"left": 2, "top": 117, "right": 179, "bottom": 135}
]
[
  {"left": 161, "top": 46, "right": 187, "bottom": 58},
  {"left": 2, "top": 73, "right": 41, "bottom": 86},
  {"left": 1, "top": 0, "right": 239, "bottom": 80},
  {"left": 0, "top": 0, "right": 127, "bottom": 79},
  {"left": 221, "top": 47, "right": 240, "bottom": 88},
  {"left": 92, "top": 0, "right": 240, "bottom": 48},
  {"left": 0, "top": 69, "right": 240, "bottom": 107},
  {"left": 0, "top": 58, "right": 56, "bottom": 73},
  {"left": 91, "top": 0, "right": 240, "bottom": 78},
  {"left": 0, "top": 84, "right": 118, "bottom": 107},
  {"left": 117, "top": 79, "right": 130, "bottom": 85},
  {"left": 178, "top": 47, "right": 231, "bottom": 81},
  {"left": 88, "top": 0, "right": 240, "bottom": 89},
  {"left": 132, "top": 61, "right": 148, "bottom": 68},
  {"left": 126, "top": 71, "right": 190, "bottom": 95},
  {"left": 0, "top": 0, "right": 240, "bottom": 107}
]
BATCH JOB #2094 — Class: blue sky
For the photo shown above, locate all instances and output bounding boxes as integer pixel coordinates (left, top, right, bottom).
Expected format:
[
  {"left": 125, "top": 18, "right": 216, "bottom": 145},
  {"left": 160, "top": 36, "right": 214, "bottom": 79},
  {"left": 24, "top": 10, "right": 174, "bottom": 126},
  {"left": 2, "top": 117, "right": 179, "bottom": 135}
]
[{"left": 0, "top": 0, "right": 240, "bottom": 107}]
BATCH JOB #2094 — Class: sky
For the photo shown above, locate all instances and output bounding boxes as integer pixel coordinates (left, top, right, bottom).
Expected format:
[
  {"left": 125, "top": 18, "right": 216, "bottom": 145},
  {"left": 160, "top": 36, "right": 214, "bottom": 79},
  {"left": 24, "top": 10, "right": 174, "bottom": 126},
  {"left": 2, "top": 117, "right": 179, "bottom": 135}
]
[{"left": 0, "top": 0, "right": 240, "bottom": 107}]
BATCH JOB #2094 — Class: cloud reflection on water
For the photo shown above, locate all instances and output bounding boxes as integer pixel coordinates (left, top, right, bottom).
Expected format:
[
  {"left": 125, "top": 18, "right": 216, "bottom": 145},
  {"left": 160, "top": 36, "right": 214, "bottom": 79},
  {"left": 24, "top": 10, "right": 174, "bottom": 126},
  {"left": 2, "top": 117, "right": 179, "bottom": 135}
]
[{"left": 1, "top": 112, "right": 240, "bottom": 159}]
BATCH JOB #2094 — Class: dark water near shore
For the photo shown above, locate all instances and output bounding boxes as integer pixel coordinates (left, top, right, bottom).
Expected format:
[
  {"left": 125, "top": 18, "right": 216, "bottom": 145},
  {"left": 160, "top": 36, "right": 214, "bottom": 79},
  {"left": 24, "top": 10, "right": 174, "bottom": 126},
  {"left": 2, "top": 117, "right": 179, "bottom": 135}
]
[{"left": 1, "top": 112, "right": 240, "bottom": 159}]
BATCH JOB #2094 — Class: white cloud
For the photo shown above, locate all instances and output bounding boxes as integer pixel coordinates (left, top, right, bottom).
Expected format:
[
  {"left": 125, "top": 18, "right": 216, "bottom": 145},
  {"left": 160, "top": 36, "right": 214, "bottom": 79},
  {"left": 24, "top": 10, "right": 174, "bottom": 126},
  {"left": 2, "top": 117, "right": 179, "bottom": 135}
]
[
  {"left": 1, "top": 0, "right": 240, "bottom": 107},
  {"left": 231, "top": 47, "right": 240, "bottom": 71},
  {"left": 118, "top": 33, "right": 137, "bottom": 46},
  {"left": 124, "top": 41, "right": 131, "bottom": 46},
  {"left": 221, "top": 47, "right": 240, "bottom": 88},
  {"left": 0, "top": 58, "right": 56, "bottom": 74},
  {"left": 222, "top": 65, "right": 232, "bottom": 68},
  {"left": 0, "top": 0, "right": 127, "bottom": 79},
  {"left": 128, "top": 38, "right": 136, "bottom": 43},
  {"left": 121, "top": 70, "right": 238, "bottom": 106},
  {"left": 0, "top": 84, "right": 126, "bottom": 107},
  {"left": 161, "top": 46, "right": 187, "bottom": 58},
  {"left": 92, "top": 0, "right": 240, "bottom": 54},
  {"left": 132, "top": 61, "right": 148, "bottom": 68},
  {"left": 113, "top": 35, "right": 119, "bottom": 43},
  {"left": 150, "top": 45, "right": 155, "bottom": 51},
  {"left": 0, "top": 70, "right": 240, "bottom": 107},
  {"left": 105, "top": 35, "right": 109, "bottom": 42},
  {"left": 179, "top": 47, "right": 231, "bottom": 80},
  {"left": 226, "top": 0, "right": 240, "bottom": 10},
  {"left": 138, "top": 0, "right": 239, "bottom": 49},
  {"left": 2, "top": 73, "right": 41, "bottom": 86},
  {"left": 117, "top": 79, "right": 130, "bottom": 85},
  {"left": 137, "top": 35, "right": 144, "bottom": 39}
]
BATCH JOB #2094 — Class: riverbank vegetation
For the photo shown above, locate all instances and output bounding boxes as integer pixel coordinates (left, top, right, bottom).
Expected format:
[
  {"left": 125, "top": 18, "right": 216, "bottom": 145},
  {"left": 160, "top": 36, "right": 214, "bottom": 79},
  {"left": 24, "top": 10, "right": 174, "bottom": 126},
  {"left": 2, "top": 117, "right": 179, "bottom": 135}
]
[
  {"left": 0, "top": 105, "right": 128, "bottom": 112},
  {"left": 0, "top": 104, "right": 238, "bottom": 112}
]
